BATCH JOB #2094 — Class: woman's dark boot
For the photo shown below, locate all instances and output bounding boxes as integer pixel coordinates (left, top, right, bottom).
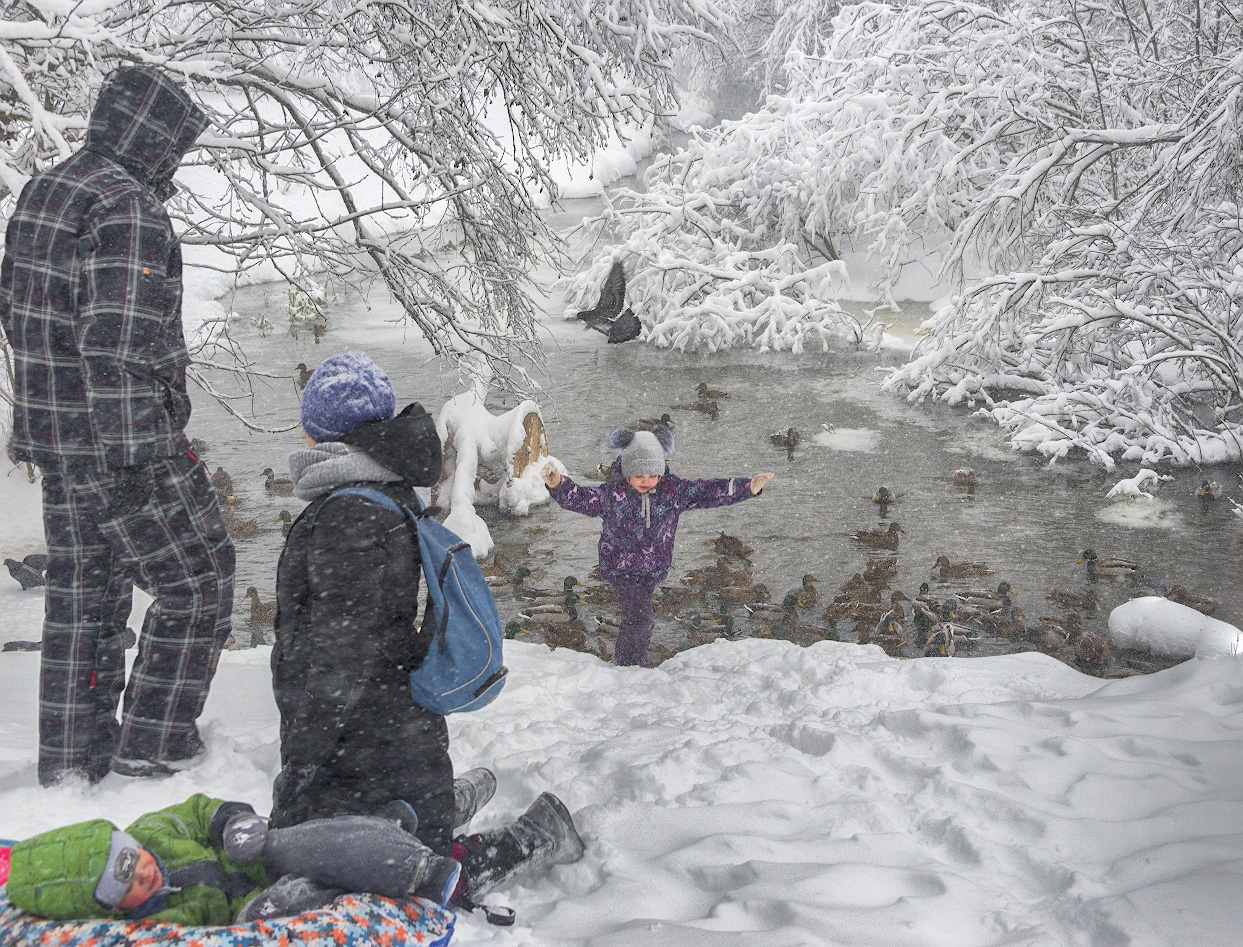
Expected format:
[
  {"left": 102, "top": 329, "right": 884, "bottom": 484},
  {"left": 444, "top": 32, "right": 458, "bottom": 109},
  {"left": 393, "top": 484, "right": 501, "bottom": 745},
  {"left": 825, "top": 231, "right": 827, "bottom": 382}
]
[{"left": 456, "top": 792, "right": 584, "bottom": 899}]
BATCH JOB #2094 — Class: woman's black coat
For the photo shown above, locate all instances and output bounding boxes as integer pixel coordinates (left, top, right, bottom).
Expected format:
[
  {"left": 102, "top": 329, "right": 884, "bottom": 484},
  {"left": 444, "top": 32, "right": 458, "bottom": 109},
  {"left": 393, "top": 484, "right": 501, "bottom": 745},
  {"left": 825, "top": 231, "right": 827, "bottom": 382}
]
[{"left": 268, "top": 405, "right": 455, "bottom": 854}]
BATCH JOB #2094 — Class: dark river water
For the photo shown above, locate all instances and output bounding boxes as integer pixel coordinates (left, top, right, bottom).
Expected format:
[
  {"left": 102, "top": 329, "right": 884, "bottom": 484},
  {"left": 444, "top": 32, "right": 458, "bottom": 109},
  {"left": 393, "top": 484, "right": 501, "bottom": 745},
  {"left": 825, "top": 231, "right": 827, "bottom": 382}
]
[{"left": 191, "top": 192, "right": 1243, "bottom": 676}]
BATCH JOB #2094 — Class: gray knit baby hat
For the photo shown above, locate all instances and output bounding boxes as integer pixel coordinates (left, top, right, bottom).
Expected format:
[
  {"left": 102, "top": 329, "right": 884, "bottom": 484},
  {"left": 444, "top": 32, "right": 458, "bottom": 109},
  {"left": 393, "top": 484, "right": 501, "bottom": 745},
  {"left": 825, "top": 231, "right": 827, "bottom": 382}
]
[{"left": 611, "top": 425, "right": 673, "bottom": 478}]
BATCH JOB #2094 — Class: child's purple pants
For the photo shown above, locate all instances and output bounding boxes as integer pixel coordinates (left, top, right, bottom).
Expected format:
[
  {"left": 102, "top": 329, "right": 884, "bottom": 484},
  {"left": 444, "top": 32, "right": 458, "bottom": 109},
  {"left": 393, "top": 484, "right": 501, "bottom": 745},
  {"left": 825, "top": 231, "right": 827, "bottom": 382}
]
[{"left": 611, "top": 579, "right": 658, "bottom": 667}]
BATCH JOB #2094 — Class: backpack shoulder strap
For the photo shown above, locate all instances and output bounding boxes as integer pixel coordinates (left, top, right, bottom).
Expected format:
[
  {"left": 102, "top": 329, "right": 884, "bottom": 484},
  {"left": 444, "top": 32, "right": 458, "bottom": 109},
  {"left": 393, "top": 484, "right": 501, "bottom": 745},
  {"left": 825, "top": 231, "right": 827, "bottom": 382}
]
[{"left": 309, "top": 485, "right": 423, "bottom": 529}]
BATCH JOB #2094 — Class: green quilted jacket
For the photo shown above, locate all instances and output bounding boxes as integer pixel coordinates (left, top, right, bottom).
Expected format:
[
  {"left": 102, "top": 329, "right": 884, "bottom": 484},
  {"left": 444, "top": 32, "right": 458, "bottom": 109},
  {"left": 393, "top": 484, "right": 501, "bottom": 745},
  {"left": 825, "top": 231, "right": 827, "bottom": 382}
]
[{"left": 7, "top": 794, "right": 269, "bottom": 924}]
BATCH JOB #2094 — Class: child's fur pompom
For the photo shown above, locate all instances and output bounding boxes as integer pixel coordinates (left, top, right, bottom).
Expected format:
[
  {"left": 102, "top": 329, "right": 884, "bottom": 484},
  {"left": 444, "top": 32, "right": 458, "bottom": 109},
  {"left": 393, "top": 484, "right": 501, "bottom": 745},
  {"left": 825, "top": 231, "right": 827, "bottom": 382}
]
[
  {"left": 651, "top": 423, "right": 674, "bottom": 454},
  {"left": 609, "top": 426, "right": 635, "bottom": 449}
]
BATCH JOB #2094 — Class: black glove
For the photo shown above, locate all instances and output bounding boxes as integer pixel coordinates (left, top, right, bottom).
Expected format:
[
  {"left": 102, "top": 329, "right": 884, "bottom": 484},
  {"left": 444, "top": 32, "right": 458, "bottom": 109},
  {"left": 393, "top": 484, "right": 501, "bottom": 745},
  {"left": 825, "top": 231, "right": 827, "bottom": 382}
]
[
  {"left": 106, "top": 465, "right": 155, "bottom": 516},
  {"left": 222, "top": 811, "right": 269, "bottom": 863}
]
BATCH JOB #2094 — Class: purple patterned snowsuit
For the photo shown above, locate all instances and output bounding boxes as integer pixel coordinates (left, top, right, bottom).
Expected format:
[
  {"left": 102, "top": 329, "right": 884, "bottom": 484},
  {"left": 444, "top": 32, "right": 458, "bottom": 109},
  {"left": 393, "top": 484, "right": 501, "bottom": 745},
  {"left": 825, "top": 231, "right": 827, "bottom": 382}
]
[{"left": 548, "top": 462, "right": 756, "bottom": 665}]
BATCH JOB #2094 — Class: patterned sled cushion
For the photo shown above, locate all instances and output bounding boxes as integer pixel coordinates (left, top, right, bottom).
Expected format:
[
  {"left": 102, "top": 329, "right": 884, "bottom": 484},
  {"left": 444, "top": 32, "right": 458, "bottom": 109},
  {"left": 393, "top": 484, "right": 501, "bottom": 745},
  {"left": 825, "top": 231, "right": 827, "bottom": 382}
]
[{"left": 0, "top": 889, "right": 455, "bottom": 947}]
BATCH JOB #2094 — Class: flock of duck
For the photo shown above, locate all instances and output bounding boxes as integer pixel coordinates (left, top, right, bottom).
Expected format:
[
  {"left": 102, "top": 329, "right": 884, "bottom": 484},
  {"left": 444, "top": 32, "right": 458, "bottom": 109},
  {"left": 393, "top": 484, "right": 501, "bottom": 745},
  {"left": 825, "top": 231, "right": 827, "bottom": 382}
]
[
  {"left": 486, "top": 475, "right": 1221, "bottom": 675},
  {"left": 198, "top": 442, "right": 293, "bottom": 648}
]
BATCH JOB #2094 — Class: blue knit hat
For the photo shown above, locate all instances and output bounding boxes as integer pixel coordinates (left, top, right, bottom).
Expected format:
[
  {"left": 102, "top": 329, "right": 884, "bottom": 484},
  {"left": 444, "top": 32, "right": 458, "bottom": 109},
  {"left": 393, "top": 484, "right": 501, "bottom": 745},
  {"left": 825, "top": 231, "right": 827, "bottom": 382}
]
[{"left": 300, "top": 352, "right": 396, "bottom": 443}]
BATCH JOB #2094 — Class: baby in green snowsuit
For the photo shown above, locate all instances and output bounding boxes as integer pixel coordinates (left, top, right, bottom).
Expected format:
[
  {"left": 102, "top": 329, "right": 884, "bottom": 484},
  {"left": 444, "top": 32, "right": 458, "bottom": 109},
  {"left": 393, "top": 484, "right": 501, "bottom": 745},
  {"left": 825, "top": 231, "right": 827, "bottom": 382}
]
[{"left": 5, "top": 793, "right": 459, "bottom": 925}]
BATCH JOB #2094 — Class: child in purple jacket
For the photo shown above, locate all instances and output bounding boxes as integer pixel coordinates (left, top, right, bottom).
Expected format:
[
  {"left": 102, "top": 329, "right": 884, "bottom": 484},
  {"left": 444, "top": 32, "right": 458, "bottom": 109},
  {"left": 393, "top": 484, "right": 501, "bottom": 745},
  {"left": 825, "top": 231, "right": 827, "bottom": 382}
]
[{"left": 541, "top": 425, "right": 773, "bottom": 666}]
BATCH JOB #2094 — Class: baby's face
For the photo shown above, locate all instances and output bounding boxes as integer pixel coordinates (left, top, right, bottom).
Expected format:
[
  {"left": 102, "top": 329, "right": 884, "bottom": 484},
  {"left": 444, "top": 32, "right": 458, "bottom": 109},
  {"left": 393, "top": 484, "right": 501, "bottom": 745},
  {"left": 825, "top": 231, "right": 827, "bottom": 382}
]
[
  {"left": 628, "top": 474, "right": 660, "bottom": 494},
  {"left": 117, "top": 848, "right": 163, "bottom": 910}
]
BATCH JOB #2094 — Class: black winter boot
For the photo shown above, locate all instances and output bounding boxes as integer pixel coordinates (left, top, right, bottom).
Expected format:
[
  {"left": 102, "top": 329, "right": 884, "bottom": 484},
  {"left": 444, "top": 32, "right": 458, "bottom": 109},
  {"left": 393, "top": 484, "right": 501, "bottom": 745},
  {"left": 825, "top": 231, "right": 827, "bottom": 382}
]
[
  {"left": 453, "top": 767, "right": 498, "bottom": 829},
  {"left": 456, "top": 792, "right": 584, "bottom": 899}
]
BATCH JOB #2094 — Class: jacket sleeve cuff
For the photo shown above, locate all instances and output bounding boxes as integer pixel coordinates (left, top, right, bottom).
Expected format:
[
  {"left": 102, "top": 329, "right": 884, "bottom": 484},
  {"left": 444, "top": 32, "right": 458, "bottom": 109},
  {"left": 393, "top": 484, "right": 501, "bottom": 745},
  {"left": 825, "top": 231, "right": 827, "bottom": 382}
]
[{"left": 210, "top": 801, "right": 258, "bottom": 846}]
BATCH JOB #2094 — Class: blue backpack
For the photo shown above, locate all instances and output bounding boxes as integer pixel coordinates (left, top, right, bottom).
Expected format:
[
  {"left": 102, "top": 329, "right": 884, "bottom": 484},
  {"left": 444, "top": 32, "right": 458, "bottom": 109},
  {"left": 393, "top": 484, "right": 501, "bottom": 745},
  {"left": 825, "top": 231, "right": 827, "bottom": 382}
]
[{"left": 318, "top": 486, "right": 508, "bottom": 714}]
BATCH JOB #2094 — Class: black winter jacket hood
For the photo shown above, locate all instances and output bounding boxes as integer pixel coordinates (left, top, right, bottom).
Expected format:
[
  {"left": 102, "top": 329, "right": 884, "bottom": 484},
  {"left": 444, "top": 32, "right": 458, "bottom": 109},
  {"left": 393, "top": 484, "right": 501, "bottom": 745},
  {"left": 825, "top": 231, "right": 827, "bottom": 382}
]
[
  {"left": 340, "top": 402, "right": 443, "bottom": 487},
  {"left": 84, "top": 66, "right": 208, "bottom": 200}
]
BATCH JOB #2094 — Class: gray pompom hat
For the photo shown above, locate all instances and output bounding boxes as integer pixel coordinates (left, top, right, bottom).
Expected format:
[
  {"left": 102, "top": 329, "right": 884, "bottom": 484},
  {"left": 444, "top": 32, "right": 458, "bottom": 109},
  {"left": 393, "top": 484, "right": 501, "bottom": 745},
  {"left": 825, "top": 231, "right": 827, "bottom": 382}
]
[{"left": 610, "top": 424, "right": 673, "bottom": 478}]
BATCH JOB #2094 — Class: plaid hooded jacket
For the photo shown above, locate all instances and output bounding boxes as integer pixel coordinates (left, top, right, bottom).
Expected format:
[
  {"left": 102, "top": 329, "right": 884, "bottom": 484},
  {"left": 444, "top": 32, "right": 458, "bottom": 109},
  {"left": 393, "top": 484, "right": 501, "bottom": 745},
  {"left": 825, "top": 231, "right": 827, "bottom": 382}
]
[{"left": 0, "top": 66, "right": 208, "bottom": 473}]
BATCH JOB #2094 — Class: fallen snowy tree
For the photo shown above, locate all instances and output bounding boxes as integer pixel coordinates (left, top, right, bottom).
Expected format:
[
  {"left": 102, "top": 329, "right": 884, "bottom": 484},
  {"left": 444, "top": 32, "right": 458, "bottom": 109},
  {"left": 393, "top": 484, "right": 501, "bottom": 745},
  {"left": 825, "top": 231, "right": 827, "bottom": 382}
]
[{"left": 432, "top": 385, "right": 551, "bottom": 556}]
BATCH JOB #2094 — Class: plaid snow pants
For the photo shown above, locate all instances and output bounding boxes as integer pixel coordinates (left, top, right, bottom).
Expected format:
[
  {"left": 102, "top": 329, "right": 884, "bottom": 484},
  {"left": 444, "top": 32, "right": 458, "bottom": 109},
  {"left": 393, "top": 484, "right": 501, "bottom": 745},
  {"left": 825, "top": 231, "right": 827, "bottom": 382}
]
[{"left": 37, "top": 450, "right": 235, "bottom": 784}]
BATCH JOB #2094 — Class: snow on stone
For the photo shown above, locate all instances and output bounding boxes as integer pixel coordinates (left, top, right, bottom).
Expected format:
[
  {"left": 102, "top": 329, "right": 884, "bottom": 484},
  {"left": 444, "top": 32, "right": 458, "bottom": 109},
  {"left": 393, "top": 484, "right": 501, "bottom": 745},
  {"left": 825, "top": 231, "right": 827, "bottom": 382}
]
[
  {"left": 433, "top": 384, "right": 551, "bottom": 557},
  {"left": 1108, "top": 596, "right": 1243, "bottom": 659},
  {"left": 1104, "top": 467, "right": 1172, "bottom": 502}
]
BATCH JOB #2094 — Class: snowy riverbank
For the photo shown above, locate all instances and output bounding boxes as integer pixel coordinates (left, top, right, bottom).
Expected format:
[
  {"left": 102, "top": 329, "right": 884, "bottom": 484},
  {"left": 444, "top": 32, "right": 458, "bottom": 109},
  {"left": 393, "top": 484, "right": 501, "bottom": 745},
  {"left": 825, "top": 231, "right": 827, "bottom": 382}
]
[{"left": 1, "top": 637, "right": 1240, "bottom": 946}]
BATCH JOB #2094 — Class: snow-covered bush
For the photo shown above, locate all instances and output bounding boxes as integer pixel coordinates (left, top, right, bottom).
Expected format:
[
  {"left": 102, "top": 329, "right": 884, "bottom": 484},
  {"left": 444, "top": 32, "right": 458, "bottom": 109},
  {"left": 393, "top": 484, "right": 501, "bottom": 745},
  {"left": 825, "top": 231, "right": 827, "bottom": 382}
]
[{"left": 433, "top": 386, "right": 551, "bottom": 557}]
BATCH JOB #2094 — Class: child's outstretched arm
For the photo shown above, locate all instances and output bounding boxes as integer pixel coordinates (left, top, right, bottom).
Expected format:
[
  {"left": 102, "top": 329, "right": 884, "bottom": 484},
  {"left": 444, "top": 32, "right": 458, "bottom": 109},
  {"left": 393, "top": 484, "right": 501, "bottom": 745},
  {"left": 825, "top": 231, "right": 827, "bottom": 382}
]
[
  {"left": 542, "top": 459, "right": 606, "bottom": 517},
  {"left": 677, "top": 472, "right": 775, "bottom": 510}
]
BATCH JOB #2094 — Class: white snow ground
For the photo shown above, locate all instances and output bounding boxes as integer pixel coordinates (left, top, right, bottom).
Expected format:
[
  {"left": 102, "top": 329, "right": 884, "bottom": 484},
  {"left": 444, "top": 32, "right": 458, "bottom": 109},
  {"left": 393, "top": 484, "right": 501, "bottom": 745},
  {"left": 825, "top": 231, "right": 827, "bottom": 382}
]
[{"left": 0, "top": 621, "right": 1239, "bottom": 946}]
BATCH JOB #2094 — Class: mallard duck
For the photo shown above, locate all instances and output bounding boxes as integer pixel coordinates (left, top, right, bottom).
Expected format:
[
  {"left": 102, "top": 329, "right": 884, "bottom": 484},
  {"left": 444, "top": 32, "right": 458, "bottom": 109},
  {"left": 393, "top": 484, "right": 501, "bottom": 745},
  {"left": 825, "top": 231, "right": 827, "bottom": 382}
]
[
  {"left": 954, "top": 581, "right": 1015, "bottom": 610},
  {"left": 517, "top": 576, "right": 582, "bottom": 604},
  {"left": 1048, "top": 588, "right": 1100, "bottom": 612},
  {"left": 227, "top": 513, "right": 260, "bottom": 539},
  {"left": 210, "top": 466, "right": 234, "bottom": 500},
  {"left": 654, "top": 584, "right": 707, "bottom": 613},
  {"left": 502, "top": 620, "right": 527, "bottom": 640},
  {"left": 684, "top": 612, "right": 736, "bottom": 648},
  {"left": 873, "top": 486, "right": 896, "bottom": 506},
  {"left": 575, "top": 580, "right": 618, "bottom": 607},
  {"left": 518, "top": 591, "right": 582, "bottom": 621},
  {"left": 681, "top": 559, "right": 751, "bottom": 590},
  {"left": 519, "top": 604, "right": 588, "bottom": 651},
  {"left": 1074, "top": 631, "right": 1111, "bottom": 675},
  {"left": 852, "top": 522, "right": 903, "bottom": 550},
  {"left": 980, "top": 606, "right": 1027, "bottom": 640},
  {"left": 685, "top": 398, "right": 720, "bottom": 418},
  {"left": 486, "top": 565, "right": 532, "bottom": 590},
  {"left": 246, "top": 586, "right": 277, "bottom": 627},
  {"left": 696, "top": 382, "right": 729, "bottom": 400},
  {"left": 840, "top": 573, "right": 886, "bottom": 602},
  {"left": 1033, "top": 611, "right": 1082, "bottom": 645},
  {"left": 276, "top": 509, "right": 294, "bottom": 538},
  {"left": 786, "top": 574, "right": 819, "bottom": 609},
  {"left": 634, "top": 413, "right": 674, "bottom": 431},
  {"left": 769, "top": 427, "right": 800, "bottom": 449},
  {"left": 263, "top": 467, "right": 295, "bottom": 497},
  {"left": 295, "top": 363, "right": 314, "bottom": 390},
  {"left": 713, "top": 581, "right": 771, "bottom": 605},
  {"left": 584, "top": 463, "right": 614, "bottom": 481},
  {"left": 744, "top": 592, "right": 800, "bottom": 621},
  {"left": 709, "top": 531, "right": 753, "bottom": 560},
  {"left": 594, "top": 613, "right": 621, "bottom": 635},
  {"left": 952, "top": 468, "right": 978, "bottom": 487},
  {"left": 1078, "top": 549, "right": 1142, "bottom": 579},
  {"left": 4, "top": 558, "right": 44, "bottom": 590},
  {"left": 863, "top": 557, "right": 899, "bottom": 584},
  {"left": 1196, "top": 479, "right": 1223, "bottom": 500},
  {"left": 924, "top": 604, "right": 979, "bottom": 656},
  {"left": 1163, "top": 585, "right": 1219, "bottom": 617},
  {"left": 189, "top": 437, "right": 210, "bottom": 456},
  {"left": 933, "top": 555, "right": 993, "bottom": 579},
  {"left": 872, "top": 613, "right": 908, "bottom": 656},
  {"left": 479, "top": 552, "right": 512, "bottom": 579}
]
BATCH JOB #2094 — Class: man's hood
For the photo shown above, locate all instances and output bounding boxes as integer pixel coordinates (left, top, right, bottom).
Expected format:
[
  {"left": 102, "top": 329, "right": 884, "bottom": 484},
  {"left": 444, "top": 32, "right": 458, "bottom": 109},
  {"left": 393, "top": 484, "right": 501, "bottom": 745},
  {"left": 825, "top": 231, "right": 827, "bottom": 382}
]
[
  {"left": 84, "top": 65, "right": 208, "bottom": 199},
  {"left": 340, "top": 402, "right": 443, "bottom": 487}
]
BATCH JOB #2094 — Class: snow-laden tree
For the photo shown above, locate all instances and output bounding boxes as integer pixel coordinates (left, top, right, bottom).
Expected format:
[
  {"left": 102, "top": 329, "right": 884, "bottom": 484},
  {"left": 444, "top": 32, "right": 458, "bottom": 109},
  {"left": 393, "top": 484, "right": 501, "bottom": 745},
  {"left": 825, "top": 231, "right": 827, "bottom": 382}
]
[
  {"left": 0, "top": 0, "right": 728, "bottom": 403},
  {"left": 575, "top": 0, "right": 1243, "bottom": 466}
]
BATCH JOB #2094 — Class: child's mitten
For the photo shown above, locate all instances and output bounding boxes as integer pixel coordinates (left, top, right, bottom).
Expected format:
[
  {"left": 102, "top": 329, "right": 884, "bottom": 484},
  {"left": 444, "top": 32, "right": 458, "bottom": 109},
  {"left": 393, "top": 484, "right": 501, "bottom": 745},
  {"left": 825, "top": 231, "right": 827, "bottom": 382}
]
[{"left": 223, "top": 812, "right": 270, "bottom": 862}]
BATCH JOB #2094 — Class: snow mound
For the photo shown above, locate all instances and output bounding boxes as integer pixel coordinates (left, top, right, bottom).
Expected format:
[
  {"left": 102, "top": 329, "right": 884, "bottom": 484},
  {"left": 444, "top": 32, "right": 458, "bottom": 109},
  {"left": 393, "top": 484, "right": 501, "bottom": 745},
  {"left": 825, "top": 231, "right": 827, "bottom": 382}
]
[
  {"left": 433, "top": 387, "right": 551, "bottom": 557},
  {"left": 1108, "top": 596, "right": 1243, "bottom": 659}
]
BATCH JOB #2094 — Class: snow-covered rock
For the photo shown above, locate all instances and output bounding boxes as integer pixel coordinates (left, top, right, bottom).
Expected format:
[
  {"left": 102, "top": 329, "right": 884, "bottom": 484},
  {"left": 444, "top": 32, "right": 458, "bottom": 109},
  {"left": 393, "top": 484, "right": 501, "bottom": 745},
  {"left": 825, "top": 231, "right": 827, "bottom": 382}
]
[
  {"left": 433, "top": 386, "right": 551, "bottom": 557},
  {"left": 1108, "top": 596, "right": 1243, "bottom": 659}
]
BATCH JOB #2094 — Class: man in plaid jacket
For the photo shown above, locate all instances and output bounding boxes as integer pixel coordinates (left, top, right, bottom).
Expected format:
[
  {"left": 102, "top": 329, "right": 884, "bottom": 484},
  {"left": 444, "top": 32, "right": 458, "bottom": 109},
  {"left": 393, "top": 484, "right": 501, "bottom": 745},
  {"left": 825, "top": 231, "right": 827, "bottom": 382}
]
[{"left": 0, "top": 65, "right": 235, "bottom": 784}]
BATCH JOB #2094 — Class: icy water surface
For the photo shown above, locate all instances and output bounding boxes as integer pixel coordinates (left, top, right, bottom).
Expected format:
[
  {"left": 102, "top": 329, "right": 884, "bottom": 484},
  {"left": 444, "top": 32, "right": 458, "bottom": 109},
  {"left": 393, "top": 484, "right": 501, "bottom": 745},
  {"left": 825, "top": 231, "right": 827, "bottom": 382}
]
[{"left": 195, "top": 240, "right": 1242, "bottom": 676}]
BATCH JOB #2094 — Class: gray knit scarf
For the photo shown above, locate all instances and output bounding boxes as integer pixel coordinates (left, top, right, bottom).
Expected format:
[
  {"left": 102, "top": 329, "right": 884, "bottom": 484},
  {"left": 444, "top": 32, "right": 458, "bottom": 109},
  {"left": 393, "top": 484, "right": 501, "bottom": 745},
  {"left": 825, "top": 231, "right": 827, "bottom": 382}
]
[{"left": 288, "top": 443, "right": 402, "bottom": 500}]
